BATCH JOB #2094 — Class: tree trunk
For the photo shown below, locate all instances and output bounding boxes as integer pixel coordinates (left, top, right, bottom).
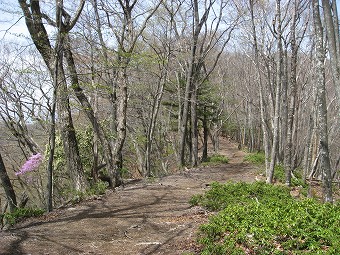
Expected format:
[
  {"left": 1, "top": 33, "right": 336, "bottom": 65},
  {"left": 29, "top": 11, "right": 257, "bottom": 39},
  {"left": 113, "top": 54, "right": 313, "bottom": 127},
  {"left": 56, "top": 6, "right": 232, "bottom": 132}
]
[
  {"left": 110, "top": 68, "right": 128, "bottom": 186},
  {"left": 18, "top": 0, "right": 88, "bottom": 193},
  {"left": 46, "top": 95, "right": 56, "bottom": 212},
  {"left": 202, "top": 107, "right": 209, "bottom": 162},
  {"left": 145, "top": 67, "right": 167, "bottom": 177},
  {"left": 322, "top": 0, "right": 340, "bottom": 110},
  {"left": 179, "top": 0, "right": 210, "bottom": 167},
  {"left": 267, "top": 0, "right": 283, "bottom": 184},
  {"left": 191, "top": 80, "right": 199, "bottom": 167},
  {"left": 250, "top": 0, "right": 270, "bottom": 173},
  {"left": 284, "top": 0, "right": 300, "bottom": 186},
  {"left": 0, "top": 153, "right": 17, "bottom": 213},
  {"left": 45, "top": 29, "right": 61, "bottom": 212},
  {"left": 64, "top": 35, "right": 115, "bottom": 185},
  {"left": 58, "top": 70, "right": 87, "bottom": 192},
  {"left": 90, "top": 52, "right": 99, "bottom": 183},
  {"left": 312, "top": 0, "right": 333, "bottom": 203},
  {"left": 179, "top": 55, "right": 195, "bottom": 166}
]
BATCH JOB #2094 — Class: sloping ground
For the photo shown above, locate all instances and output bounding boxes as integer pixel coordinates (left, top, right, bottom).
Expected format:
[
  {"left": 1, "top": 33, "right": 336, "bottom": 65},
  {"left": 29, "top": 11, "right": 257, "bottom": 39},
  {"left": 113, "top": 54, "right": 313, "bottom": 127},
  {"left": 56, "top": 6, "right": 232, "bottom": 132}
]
[{"left": 0, "top": 139, "right": 260, "bottom": 255}]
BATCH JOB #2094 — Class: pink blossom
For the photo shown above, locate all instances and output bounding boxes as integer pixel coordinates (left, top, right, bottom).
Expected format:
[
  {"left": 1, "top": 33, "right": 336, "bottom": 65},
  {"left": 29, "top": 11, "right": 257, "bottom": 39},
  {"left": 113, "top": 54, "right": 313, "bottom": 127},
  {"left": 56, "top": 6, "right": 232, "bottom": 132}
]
[{"left": 16, "top": 153, "right": 43, "bottom": 176}]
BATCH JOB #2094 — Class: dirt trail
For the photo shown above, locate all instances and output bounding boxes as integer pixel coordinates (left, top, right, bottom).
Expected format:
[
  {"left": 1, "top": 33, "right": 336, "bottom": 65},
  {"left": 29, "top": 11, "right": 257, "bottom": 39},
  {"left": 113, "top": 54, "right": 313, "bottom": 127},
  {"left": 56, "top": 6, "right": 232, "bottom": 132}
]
[{"left": 0, "top": 139, "right": 259, "bottom": 255}]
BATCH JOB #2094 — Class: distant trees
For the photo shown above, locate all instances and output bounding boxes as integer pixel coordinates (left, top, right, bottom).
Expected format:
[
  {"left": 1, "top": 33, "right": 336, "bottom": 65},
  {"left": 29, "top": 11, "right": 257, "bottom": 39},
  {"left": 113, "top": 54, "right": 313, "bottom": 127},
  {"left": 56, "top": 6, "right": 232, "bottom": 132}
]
[{"left": 244, "top": 0, "right": 336, "bottom": 200}]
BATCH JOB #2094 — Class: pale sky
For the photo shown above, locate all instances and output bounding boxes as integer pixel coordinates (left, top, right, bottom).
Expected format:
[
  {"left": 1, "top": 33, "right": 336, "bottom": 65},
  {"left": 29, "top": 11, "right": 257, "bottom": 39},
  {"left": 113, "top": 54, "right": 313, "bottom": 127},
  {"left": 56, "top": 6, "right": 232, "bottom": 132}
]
[
  {"left": 1, "top": 0, "right": 340, "bottom": 43},
  {"left": 0, "top": 0, "right": 29, "bottom": 42}
]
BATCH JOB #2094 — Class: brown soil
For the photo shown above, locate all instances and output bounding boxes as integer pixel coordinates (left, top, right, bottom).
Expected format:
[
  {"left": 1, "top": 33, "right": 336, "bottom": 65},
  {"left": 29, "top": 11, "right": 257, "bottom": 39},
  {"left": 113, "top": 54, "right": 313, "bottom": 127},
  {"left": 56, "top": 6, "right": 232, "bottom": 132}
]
[{"left": 0, "top": 139, "right": 261, "bottom": 255}]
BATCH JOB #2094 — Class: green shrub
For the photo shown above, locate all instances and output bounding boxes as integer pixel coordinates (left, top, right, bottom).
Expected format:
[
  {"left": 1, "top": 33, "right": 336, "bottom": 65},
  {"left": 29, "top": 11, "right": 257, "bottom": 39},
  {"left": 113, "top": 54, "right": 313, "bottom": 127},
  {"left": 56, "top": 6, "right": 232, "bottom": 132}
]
[
  {"left": 191, "top": 182, "right": 340, "bottom": 254},
  {"left": 274, "top": 163, "right": 285, "bottom": 182},
  {"left": 61, "top": 180, "right": 109, "bottom": 204},
  {"left": 87, "top": 180, "right": 108, "bottom": 196},
  {"left": 274, "top": 164, "right": 307, "bottom": 188},
  {"left": 244, "top": 152, "right": 265, "bottom": 165},
  {"left": 2, "top": 207, "right": 45, "bottom": 225},
  {"left": 202, "top": 154, "right": 229, "bottom": 166},
  {"left": 190, "top": 181, "right": 292, "bottom": 211}
]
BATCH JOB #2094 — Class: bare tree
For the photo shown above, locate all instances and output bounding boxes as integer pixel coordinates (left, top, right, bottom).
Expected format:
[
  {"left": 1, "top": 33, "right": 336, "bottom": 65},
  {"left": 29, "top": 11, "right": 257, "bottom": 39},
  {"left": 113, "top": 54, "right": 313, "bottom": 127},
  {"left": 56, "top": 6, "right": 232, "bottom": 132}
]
[
  {"left": 283, "top": 0, "right": 309, "bottom": 186},
  {"left": 249, "top": 0, "right": 271, "bottom": 172},
  {"left": 322, "top": 0, "right": 340, "bottom": 109},
  {"left": 312, "top": 0, "right": 333, "bottom": 203},
  {"left": 99, "top": 0, "right": 162, "bottom": 183},
  {"left": 18, "top": 0, "right": 88, "bottom": 192},
  {"left": 179, "top": 0, "right": 239, "bottom": 167},
  {"left": 266, "top": 0, "right": 284, "bottom": 183}
]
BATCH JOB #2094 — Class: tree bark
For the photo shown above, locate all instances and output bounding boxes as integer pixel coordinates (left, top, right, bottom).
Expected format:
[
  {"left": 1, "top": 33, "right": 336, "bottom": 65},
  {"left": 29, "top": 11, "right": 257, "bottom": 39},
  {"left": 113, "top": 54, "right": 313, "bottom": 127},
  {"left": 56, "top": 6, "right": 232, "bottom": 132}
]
[
  {"left": 111, "top": 68, "right": 128, "bottom": 186},
  {"left": 191, "top": 73, "right": 199, "bottom": 167},
  {"left": 63, "top": 35, "right": 116, "bottom": 185},
  {"left": 322, "top": 0, "right": 340, "bottom": 110},
  {"left": 284, "top": 0, "right": 300, "bottom": 186},
  {"left": 202, "top": 106, "right": 209, "bottom": 162},
  {"left": 249, "top": 0, "right": 270, "bottom": 174},
  {"left": 267, "top": 0, "right": 283, "bottom": 184},
  {"left": 145, "top": 65, "right": 167, "bottom": 177},
  {"left": 179, "top": 0, "right": 210, "bottom": 167},
  {"left": 312, "top": 0, "right": 333, "bottom": 203},
  {"left": 0, "top": 153, "right": 17, "bottom": 213}
]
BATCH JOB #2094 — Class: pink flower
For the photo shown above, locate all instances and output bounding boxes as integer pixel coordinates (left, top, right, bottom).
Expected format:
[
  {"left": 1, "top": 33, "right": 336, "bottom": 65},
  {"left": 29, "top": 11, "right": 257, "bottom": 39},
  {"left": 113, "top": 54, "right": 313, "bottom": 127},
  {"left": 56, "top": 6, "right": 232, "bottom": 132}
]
[{"left": 16, "top": 153, "right": 43, "bottom": 176}]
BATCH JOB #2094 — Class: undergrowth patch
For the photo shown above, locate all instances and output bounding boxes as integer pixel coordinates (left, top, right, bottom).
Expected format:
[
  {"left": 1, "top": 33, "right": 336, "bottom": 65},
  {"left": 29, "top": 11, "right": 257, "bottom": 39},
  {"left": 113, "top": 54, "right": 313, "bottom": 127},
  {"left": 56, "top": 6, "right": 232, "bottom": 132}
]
[
  {"left": 1, "top": 207, "right": 45, "bottom": 226},
  {"left": 202, "top": 154, "right": 229, "bottom": 166},
  {"left": 190, "top": 181, "right": 340, "bottom": 254},
  {"left": 243, "top": 152, "right": 265, "bottom": 165}
]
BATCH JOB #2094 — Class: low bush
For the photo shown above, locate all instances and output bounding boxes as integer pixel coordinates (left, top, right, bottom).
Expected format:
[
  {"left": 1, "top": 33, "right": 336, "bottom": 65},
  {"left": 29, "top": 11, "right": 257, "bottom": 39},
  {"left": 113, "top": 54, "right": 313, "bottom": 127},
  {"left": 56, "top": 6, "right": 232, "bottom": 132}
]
[
  {"left": 190, "top": 181, "right": 291, "bottom": 211},
  {"left": 191, "top": 182, "right": 340, "bottom": 254},
  {"left": 2, "top": 207, "right": 45, "bottom": 226},
  {"left": 244, "top": 153, "right": 306, "bottom": 188},
  {"left": 86, "top": 180, "right": 108, "bottom": 196},
  {"left": 274, "top": 164, "right": 307, "bottom": 188},
  {"left": 244, "top": 152, "right": 265, "bottom": 165},
  {"left": 202, "top": 154, "right": 229, "bottom": 166}
]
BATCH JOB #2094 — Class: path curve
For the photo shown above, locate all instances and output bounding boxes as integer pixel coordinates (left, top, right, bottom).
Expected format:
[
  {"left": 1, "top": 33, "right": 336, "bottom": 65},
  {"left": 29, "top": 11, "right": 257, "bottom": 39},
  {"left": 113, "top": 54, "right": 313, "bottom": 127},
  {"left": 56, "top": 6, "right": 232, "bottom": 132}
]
[{"left": 0, "top": 139, "right": 258, "bottom": 255}]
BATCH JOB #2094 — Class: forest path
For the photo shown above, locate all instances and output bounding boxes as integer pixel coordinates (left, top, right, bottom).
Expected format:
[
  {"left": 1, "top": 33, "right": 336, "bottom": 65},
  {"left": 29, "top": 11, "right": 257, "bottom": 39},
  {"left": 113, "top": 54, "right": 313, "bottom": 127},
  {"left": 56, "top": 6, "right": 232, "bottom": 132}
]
[{"left": 0, "top": 138, "right": 260, "bottom": 255}]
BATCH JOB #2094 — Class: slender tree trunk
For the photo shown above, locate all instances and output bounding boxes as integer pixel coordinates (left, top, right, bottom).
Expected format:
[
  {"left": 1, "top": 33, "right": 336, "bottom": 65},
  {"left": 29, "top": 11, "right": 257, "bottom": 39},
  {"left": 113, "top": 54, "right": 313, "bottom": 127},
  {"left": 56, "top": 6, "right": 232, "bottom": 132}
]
[
  {"left": 313, "top": 0, "right": 333, "bottom": 203},
  {"left": 46, "top": 91, "right": 56, "bottom": 212},
  {"left": 92, "top": 0, "right": 120, "bottom": 184},
  {"left": 284, "top": 0, "right": 299, "bottom": 186},
  {"left": 180, "top": 55, "right": 195, "bottom": 166},
  {"left": 45, "top": 28, "right": 61, "bottom": 211},
  {"left": 145, "top": 67, "right": 167, "bottom": 177},
  {"left": 202, "top": 106, "right": 209, "bottom": 162},
  {"left": 58, "top": 71, "right": 87, "bottom": 192},
  {"left": 0, "top": 153, "right": 17, "bottom": 213},
  {"left": 267, "top": 0, "right": 283, "bottom": 184},
  {"left": 64, "top": 35, "right": 116, "bottom": 185},
  {"left": 191, "top": 79, "right": 199, "bottom": 167},
  {"left": 179, "top": 0, "right": 209, "bottom": 167},
  {"left": 303, "top": 114, "right": 315, "bottom": 183},
  {"left": 250, "top": 0, "right": 270, "bottom": 172},
  {"left": 281, "top": 48, "right": 288, "bottom": 164},
  {"left": 110, "top": 68, "right": 128, "bottom": 186},
  {"left": 91, "top": 55, "right": 99, "bottom": 182},
  {"left": 322, "top": 0, "right": 340, "bottom": 109}
]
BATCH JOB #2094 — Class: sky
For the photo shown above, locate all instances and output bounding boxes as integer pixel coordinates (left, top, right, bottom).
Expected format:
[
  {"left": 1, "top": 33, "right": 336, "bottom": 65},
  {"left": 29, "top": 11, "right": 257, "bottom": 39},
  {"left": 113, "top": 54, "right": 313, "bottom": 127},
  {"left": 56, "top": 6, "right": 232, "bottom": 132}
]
[
  {"left": 0, "top": 0, "right": 29, "bottom": 42},
  {"left": 1, "top": 0, "right": 340, "bottom": 43}
]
